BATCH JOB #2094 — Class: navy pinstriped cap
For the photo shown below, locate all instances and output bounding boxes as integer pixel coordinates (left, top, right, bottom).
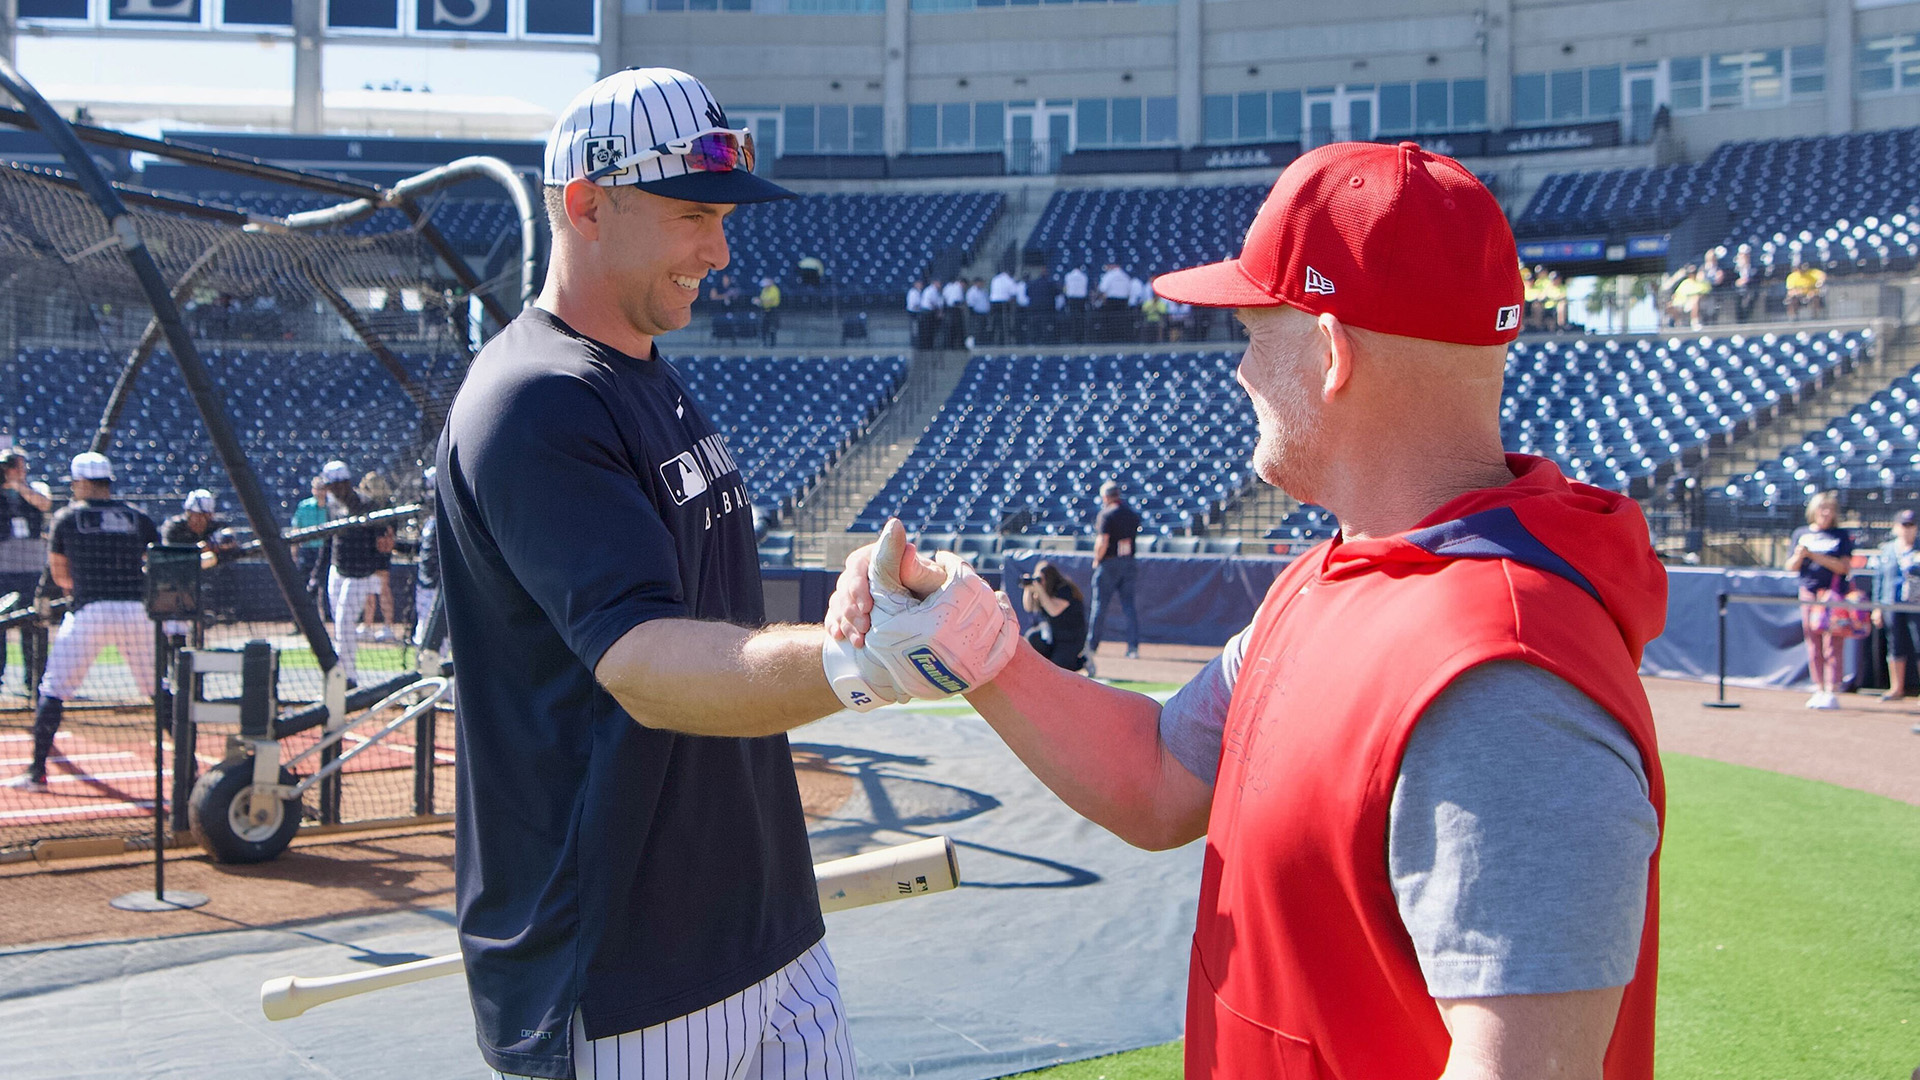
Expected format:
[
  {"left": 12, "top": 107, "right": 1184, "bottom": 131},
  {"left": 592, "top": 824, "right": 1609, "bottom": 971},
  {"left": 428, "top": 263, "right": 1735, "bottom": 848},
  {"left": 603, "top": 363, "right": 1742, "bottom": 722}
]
[{"left": 544, "top": 67, "right": 795, "bottom": 205}]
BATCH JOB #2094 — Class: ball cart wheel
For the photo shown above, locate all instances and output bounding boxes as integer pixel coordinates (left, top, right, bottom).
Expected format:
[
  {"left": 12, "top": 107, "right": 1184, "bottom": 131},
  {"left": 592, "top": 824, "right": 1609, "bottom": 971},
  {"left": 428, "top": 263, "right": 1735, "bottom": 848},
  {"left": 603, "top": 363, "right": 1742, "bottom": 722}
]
[{"left": 189, "top": 758, "right": 303, "bottom": 864}]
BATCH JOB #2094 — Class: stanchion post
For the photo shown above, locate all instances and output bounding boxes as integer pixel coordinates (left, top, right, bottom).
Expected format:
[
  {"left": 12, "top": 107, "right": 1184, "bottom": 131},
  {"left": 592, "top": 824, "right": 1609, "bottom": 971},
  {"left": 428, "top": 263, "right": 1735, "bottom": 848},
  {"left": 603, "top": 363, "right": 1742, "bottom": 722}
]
[
  {"left": 168, "top": 632, "right": 193, "bottom": 834},
  {"left": 1704, "top": 591, "right": 1743, "bottom": 709}
]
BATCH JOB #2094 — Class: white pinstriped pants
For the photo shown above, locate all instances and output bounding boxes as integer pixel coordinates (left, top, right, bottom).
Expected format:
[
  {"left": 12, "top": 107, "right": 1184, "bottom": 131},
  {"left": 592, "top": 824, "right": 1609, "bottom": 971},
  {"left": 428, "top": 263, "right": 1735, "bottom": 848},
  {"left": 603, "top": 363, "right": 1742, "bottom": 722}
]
[{"left": 494, "top": 939, "right": 855, "bottom": 1080}]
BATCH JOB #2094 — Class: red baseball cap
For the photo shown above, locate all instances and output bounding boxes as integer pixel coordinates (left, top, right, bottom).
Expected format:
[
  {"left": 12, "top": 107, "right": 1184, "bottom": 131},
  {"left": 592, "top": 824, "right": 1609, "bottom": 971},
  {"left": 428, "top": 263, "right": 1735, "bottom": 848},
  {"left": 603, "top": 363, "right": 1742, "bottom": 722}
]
[{"left": 1153, "top": 141, "right": 1524, "bottom": 346}]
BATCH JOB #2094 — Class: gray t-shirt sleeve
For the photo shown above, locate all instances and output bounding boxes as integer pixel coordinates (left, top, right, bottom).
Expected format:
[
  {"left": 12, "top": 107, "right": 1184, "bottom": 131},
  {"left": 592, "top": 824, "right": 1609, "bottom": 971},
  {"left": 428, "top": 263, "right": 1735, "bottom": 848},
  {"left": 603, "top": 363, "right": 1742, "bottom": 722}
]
[
  {"left": 1388, "top": 660, "right": 1660, "bottom": 999},
  {"left": 1157, "top": 626, "right": 1249, "bottom": 784}
]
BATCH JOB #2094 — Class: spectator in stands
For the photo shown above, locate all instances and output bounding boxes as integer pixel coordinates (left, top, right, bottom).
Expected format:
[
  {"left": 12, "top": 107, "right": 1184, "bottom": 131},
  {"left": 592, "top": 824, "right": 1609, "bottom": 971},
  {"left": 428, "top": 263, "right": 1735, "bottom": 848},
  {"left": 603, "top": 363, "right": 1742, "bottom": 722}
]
[
  {"left": 755, "top": 276, "right": 783, "bottom": 345},
  {"left": 989, "top": 268, "right": 1016, "bottom": 345},
  {"left": 966, "top": 277, "right": 991, "bottom": 347},
  {"left": 1697, "top": 249, "right": 1728, "bottom": 325},
  {"left": 1020, "top": 561, "right": 1090, "bottom": 675},
  {"left": 1165, "top": 297, "right": 1192, "bottom": 342},
  {"left": 0, "top": 450, "right": 50, "bottom": 694},
  {"left": 1097, "top": 262, "right": 1133, "bottom": 342},
  {"left": 358, "top": 471, "right": 398, "bottom": 644},
  {"left": 1088, "top": 479, "right": 1141, "bottom": 660},
  {"left": 1063, "top": 265, "right": 1090, "bottom": 341},
  {"left": 906, "top": 277, "right": 926, "bottom": 345},
  {"left": 1670, "top": 266, "right": 1712, "bottom": 331},
  {"left": 918, "top": 277, "right": 946, "bottom": 349},
  {"left": 1785, "top": 258, "right": 1827, "bottom": 321},
  {"left": 1140, "top": 289, "right": 1168, "bottom": 343},
  {"left": 1012, "top": 272, "right": 1032, "bottom": 344},
  {"left": 1787, "top": 489, "right": 1855, "bottom": 709},
  {"left": 1539, "top": 270, "right": 1569, "bottom": 332},
  {"left": 1873, "top": 509, "right": 1920, "bottom": 701},
  {"left": 1522, "top": 263, "right": 1543, "bottom": 330},
  {"left": 797, "top": 254, "right": 825, "bottom": 287},
  {"left": 707, "top": 272, "right": 741, "bottom": 309},
  {"left": 942, "top": 277, "right": 967, "bottom": 347},
  {"left": 1025, "top": 269, "right": 1060, "bottom": 345},
  {"left": 1733, "top": 244, "right": 1761, "bottom": 323}
]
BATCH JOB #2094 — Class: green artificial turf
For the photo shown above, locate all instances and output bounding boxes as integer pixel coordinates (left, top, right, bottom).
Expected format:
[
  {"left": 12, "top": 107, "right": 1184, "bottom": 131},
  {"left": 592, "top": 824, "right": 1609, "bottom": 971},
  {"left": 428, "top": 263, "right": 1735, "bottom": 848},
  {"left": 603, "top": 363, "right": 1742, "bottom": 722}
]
[{"left": 1014, "top": 753, "right": 1920, "bottom": 1080}]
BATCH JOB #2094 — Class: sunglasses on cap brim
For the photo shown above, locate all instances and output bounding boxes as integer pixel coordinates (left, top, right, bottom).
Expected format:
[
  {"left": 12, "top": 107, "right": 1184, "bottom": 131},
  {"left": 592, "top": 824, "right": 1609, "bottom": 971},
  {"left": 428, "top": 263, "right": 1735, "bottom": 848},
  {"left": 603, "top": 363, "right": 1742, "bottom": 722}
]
[{"left": 584, "top": 127, "right": 756, "bottom": 183}]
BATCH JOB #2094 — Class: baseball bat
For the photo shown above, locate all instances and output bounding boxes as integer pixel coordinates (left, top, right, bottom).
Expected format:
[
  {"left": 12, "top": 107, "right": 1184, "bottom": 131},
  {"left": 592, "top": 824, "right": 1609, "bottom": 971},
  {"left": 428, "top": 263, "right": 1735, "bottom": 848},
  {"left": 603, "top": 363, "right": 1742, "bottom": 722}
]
[{"left": 260, "top": 836, "right": 959, "bottom": 1022}]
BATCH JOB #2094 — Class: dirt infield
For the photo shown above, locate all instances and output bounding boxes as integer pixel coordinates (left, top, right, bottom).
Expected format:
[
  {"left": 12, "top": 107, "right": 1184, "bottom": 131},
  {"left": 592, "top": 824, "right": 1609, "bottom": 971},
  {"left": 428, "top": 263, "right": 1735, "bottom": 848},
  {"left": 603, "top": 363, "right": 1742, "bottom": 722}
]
[{"left": 2, "top": 655, "right": 1913, "bottom": 952}]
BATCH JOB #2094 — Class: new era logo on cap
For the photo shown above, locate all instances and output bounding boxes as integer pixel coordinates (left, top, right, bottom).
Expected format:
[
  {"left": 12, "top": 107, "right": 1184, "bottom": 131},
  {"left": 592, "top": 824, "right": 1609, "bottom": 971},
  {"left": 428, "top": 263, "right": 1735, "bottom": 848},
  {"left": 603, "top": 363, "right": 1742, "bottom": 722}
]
[{"left": 1304, "top": 266, "right": 1336, "bottom": 295}]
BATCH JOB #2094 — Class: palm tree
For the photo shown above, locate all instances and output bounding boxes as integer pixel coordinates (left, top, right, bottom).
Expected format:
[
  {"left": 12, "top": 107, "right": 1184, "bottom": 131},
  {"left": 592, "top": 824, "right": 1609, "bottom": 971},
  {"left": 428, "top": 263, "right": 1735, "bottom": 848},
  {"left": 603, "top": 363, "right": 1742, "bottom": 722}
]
[{"left": 1589, "top": 275, "right": 1657, "bottom": 333}]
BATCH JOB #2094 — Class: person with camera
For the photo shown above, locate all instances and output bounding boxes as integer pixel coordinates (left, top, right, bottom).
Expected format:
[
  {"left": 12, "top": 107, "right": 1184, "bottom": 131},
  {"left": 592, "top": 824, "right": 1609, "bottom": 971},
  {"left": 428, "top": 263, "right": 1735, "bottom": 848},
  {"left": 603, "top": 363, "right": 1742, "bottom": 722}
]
[
  {"left": 1019, "top": 561, "right": 1090, "bottom": 675},
  {"left": 1873, "top": 509, "right": 1920, "bottom": 701}
]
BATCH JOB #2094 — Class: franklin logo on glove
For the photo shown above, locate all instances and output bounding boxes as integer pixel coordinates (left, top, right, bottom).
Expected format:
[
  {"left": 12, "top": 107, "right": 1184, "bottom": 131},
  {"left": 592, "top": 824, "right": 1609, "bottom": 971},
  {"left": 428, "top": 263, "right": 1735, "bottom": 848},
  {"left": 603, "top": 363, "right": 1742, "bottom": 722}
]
[{"left": 906, "top": 647, "right": 967, "bottom": 694}]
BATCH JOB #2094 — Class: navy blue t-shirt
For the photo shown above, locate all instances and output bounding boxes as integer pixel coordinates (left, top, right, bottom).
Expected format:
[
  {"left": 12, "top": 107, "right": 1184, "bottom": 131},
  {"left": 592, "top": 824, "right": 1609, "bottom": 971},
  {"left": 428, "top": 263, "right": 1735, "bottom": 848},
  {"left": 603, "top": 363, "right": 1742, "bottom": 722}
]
[
  {"left": 438, "top": 309, "right": 822, "bottom": 1079},
  {"left": 1095, "top": 500, "right": 1141, "bottom": 558},
  {"left": 1792, "top": 525, "right": 1853, "bottom": 592}
]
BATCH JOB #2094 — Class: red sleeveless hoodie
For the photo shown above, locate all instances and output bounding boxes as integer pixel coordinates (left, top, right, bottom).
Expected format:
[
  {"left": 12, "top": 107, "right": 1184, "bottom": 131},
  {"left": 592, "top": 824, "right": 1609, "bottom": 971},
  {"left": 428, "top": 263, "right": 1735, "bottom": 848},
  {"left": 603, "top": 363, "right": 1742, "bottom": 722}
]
[{"left": 1188, "top": 455, "right": 1668, "bottom": 1079}]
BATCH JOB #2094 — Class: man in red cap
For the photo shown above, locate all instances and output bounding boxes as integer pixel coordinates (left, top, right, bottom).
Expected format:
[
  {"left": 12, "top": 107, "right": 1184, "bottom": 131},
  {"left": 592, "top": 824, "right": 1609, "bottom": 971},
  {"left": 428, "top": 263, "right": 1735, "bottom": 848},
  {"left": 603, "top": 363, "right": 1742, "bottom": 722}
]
[{"left": 829, "top": 141, "right": 1667, "bottom": 1078}]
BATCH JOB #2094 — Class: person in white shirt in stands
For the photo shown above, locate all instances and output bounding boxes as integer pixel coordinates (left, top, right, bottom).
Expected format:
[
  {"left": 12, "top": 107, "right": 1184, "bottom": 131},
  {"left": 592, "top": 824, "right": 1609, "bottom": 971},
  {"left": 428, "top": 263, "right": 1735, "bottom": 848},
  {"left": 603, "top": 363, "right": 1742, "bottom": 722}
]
[
  {"left": 1096, "top": 262, "right": 1133, "bottom": 343},
  {"left": 1063, "top": 265, "right": 1090, "bottom": 341},
  {"left": 906, "top": 277, "right": 925, "bottom": 347},
  {"left": 989, "top": 268, "right": 1016, "bottom": 345},
  {"left": 918, "top": 278, "right": 945, "bottom": 349},
  {"left": 941, "top": 277, "right": 967, "bottom": 347},
  {"left": 965, "top": 278, "right": 991, "bottom": 347}
]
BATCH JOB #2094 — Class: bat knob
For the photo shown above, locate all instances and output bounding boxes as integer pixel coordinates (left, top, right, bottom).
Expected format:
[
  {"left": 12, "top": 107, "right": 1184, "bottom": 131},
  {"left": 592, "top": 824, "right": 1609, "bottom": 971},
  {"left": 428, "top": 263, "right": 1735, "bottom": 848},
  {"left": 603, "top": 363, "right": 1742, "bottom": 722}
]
[{"left": 260, "top": 976, "right": 303, "bottom": 1021}]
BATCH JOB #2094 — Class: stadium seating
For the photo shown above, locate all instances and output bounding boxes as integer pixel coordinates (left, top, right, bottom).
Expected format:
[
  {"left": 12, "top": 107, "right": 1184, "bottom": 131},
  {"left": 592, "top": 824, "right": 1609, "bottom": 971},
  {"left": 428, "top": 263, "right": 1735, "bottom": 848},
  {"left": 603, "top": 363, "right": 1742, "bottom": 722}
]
[
  {"left": 1264, "top": 505, "right": 1339, "bottom": 545},
  {"left": 1513, "top": 126, "right": 1920, "bottom": 276},
  {"left": 0, "top": 349, "right": 904, "bottom": 530},
  {"left": 1724, "top": 357, "right": 1920, "bottom": 508},
  {"left": 852, "top": 351, "right": 1259, "bottom": 538},
  {"left": 150, "top": 192, "right": 519, "bottom": 255},
  {"left": 1025, "top": 185, "right": 1268, "bottom": 282},
  {"left": 718, "top": 192, "right": 1004, "bottom": 308},
  {"left": 1503, "top": 329, "right": 1871, "bottom": 493}
]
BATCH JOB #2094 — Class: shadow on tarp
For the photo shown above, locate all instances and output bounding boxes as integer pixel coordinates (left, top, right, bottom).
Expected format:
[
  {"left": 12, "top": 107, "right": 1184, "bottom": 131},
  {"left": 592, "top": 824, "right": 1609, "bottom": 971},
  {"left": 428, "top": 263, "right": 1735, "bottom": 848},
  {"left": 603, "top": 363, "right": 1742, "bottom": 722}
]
[{"left": 1643, "top": 566, "right": 1852, "bottom": 690}]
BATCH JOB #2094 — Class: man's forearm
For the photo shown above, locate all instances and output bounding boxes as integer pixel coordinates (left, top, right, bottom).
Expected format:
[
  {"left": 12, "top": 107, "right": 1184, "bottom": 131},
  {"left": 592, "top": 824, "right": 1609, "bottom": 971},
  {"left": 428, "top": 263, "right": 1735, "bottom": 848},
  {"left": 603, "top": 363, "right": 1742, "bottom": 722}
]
[
  {"left": 965, "top": 644, "right": 1210, "bottom": 850},
  {"left": 595, "top": 618, "right": 844, "bottom": 738}
]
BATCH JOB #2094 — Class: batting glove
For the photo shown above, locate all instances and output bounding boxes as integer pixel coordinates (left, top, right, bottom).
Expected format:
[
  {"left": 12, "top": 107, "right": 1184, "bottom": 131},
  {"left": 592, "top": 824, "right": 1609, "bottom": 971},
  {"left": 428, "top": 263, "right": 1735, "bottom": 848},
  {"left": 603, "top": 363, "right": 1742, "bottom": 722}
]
[
  {"left": 862, "top": 552, "right": 1020, "bottom": 700},
  {"left": 822, "top": 522, "right": 918, "bottom": 712}
]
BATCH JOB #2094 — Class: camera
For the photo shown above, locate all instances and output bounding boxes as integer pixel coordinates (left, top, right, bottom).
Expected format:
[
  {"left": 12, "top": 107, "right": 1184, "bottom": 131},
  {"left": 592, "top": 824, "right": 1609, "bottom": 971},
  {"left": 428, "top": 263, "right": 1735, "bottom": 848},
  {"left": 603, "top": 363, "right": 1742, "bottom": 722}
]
[{"left": 1018, "top": 574, "right": 1038, "bottom": 585}]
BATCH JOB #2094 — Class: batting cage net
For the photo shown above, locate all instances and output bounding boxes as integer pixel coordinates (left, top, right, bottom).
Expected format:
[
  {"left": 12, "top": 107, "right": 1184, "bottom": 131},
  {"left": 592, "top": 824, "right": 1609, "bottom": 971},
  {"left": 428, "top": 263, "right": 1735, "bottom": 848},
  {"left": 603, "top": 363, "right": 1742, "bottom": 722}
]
[{"left": 0, "top": 110, "right": 529, "bottom": 856}]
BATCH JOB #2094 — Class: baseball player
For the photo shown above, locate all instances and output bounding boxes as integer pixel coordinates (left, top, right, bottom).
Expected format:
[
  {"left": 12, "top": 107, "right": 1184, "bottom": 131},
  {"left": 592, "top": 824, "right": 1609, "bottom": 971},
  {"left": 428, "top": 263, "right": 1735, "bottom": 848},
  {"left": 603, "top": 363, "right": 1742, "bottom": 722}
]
[
  {"left": 157, "top": 488, "right": 238, "bottom": 640},
  {"left": 0, "top": 449, "right": 52, "bottom": 693},
  {"left": 439, "top": 67, "right": 1017, "bottom": 1080},
  {"left": 4, "top": 452, "right": 161, "bottom": 794},
  {"left": 831, "top": 143, "right": 1666, "bottom": 1079},
  {"left": 308, "top": 459, "right": 388, "bottom": 685}
]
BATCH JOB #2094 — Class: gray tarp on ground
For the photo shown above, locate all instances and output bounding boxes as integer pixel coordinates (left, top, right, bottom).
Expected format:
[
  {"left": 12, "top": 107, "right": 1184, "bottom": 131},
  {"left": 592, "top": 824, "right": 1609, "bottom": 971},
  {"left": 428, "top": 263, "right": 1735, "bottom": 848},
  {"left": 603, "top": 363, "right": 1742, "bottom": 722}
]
[{"left": 0, "top": 705, "right": 1203, "bottom": 1080}]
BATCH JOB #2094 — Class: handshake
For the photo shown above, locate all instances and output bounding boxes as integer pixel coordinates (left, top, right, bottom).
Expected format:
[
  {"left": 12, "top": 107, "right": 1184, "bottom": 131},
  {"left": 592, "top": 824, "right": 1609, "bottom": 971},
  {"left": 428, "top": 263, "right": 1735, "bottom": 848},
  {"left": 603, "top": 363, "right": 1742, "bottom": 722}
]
[{"left": 820, "top": 520, "right": 1021, "bottom": 711}]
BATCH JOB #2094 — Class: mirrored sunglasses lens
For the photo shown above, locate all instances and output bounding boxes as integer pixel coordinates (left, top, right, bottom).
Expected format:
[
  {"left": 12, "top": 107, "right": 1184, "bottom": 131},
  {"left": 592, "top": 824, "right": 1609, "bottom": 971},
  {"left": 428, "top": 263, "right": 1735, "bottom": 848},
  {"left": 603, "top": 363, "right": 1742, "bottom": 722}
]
[{"left": 684, "top": 133, "right": 746, "bottom": 173}]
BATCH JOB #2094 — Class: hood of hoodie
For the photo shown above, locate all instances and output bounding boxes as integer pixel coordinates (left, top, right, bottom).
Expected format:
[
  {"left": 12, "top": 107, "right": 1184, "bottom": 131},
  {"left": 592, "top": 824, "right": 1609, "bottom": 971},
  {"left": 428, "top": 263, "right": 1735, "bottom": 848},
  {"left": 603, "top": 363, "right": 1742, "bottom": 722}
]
[{"left": 1313, "top": 454, "right": 1668, "bottom": 659}]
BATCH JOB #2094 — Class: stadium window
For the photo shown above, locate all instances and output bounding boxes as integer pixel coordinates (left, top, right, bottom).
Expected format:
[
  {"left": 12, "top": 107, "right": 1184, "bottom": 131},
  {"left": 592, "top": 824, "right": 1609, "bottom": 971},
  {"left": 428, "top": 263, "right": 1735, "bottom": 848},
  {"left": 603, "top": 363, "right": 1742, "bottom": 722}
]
[
  {"left": 16, "top": 0, "right": 88, "bottom": 19},
  {"left": 1512, "top": 73, "right": 1547, "bottom": 125},
  {"left": 328, "top": 0, "right": 399, "bottom": 29},
  {"left": 1377, "top": 83, "right": 1412, "bottom": 135},
  {"left": 1078, "top": 99, "right": 1110, "bottom": 147},
  {"left": 722, "top": 0, "right": 752, "bottom": 8},
  {"left": 817, "top": 105, "right": 850, "bottom": 153},
  {"left": 1271, "top": 90, "right": 1302, "bottom": 141},
  {"left": 1452, "top": 79, "right": 1486, "bottom": 129},
  {"left": 941, "top": 102, "right": 972, "bottom": 148},
  {"left": 1587, "top": 66, "right": 1621, "bottom": 117},
  {"left": 1203, "top": 94, "right": 1233, "bottom": 144},
  {"left": 526, "top": 0, "right": 596, "bottom": 33},
  {"left": 224, "top": 0, "right": 294, "bottom": 26},
  {"left": 1790, "top": 44, "right": 1825, "bottom": 96},
  {"left": 1707, "top": 54, "right": 1743, "bottom": 109},
  {"left": 1748, "top": 49, "right": 1785, "bottom": 104},
  {"left": 975, "top": 102, "right": 1005, "bottom": 149},
  {"left": 787, "top": 0, "right": 887, "bottom": 9},
  {"left": 852, "top": 105, "right": 884, "bottom": 153},
  {"left": 1144, "top": 96, "right": 1178, "bottom": 144},
  {"left": 652, "top": 0, "right": 685, "bottom": 8},
  {"left": 1111, "top": 97, "right": 1143, "bottom": 146},
  {"left": 1549, "top": 69, "right": 1583, "bottom": 120},
  {"left": 785, "top": 105, "right": 817, "bottom": 153},
  {"left": 1668, "top": 56, "right": 1703, "bottom": 111},
  {"left": 1856, "top": 35, "right": 1920, "bottom": 94},
  {"left": 1236, "top": 91, "right": 1268, "bottom": 141},
  {"left": 909, "top": 104, "right": 939, "bottom": 150},
  {"left": 1413, "top": 80, "right": 1448, "bottom": 132}
]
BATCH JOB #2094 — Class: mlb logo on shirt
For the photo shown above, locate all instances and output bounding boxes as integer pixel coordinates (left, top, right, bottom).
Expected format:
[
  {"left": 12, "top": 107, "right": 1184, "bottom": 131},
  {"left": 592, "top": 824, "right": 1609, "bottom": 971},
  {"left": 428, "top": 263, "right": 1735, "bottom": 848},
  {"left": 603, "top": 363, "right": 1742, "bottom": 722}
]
[
  {"left": 583, "top": 136, "right": 629, "bottom": 178},
  {"left": 660, "top": 452, "right": 709, "bottom": 505},
  {"left": 1496, "top": 304, "right": 1522, "bottom": 332}
]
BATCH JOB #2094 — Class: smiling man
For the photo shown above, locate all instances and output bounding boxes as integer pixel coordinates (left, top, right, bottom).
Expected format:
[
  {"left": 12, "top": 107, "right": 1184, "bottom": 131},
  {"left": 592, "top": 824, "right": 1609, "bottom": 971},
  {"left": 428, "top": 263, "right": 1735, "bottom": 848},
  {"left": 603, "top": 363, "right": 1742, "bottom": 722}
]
[{"left": 437, "top": 68, "right": 866, "bottom": 1080}]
